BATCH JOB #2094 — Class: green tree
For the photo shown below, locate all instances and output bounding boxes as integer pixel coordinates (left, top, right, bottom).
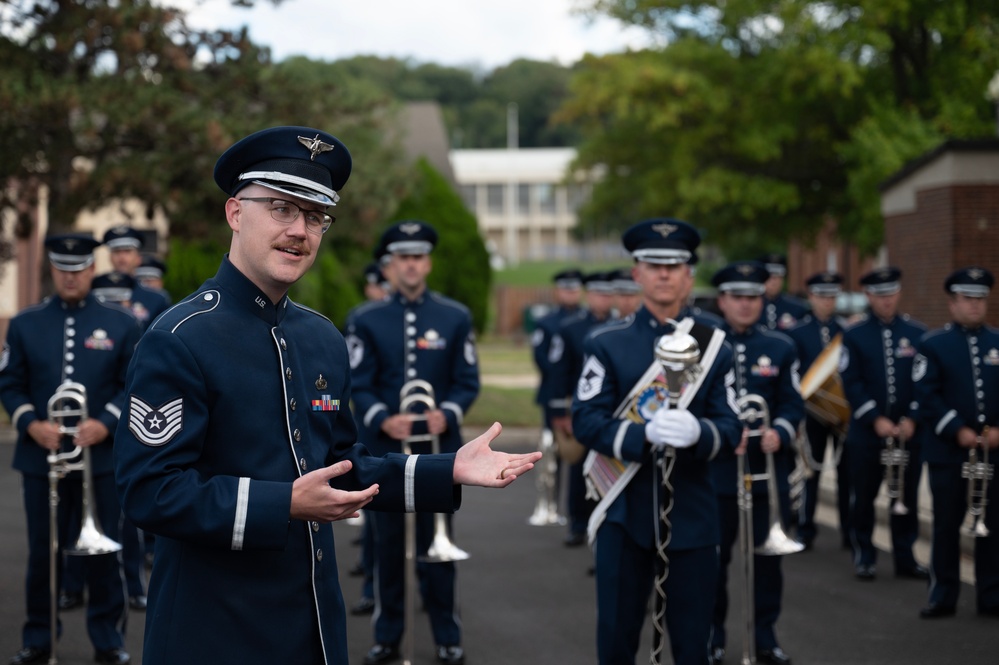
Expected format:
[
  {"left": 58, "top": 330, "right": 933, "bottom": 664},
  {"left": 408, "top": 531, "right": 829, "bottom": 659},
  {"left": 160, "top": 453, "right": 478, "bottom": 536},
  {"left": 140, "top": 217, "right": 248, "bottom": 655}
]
[
  {"left": 566, "top": 1, "right": 999, "bottom": 254},
  {"left": 388, "top": 159, "right": 492, "bottom": 332}
]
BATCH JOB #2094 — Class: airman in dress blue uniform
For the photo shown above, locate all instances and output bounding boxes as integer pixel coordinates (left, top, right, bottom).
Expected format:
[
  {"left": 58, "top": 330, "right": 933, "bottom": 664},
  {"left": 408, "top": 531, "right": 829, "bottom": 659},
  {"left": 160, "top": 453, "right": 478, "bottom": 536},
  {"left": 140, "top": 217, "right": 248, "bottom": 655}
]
[
  {"left": 133, "top": 255, "right": 171, "bottom": 305},
  {"left": 548, "top": 271, "right": 616, "bottom": 546},
  {"left": 611, "top": 267, "right": 643, "bottom": 318},
  {"left": 913, "top": 267, "right": 999, "bottom": 619},
  {"left": 756, "top": 254, "right": 808, "bottom": 331},
  {"left": 572, "top": 219, "right": 741, "bottom": 665},
  {"left": 101, "top": 226, "right": 170, "bottom": 330},
  {"left": 839, "top": 267, "right": 928, "bottom": 581},
  {"left": 0, "top": 234, "right": 141, "bottom": 665},
  {"left": 532, "top": 269, "right": 583, "bottom": 427},
  {"left": 786, "top": 272, "right": 852, "bottom": 549},
  {"left": 347, "top": 221, "right": 480, "bottom": 665},
  {"left": 707, "top": 261, "right": 804, "bottom": 665},
  {"left": 112, "top": 126, "right": 537, "bottom": 665}
]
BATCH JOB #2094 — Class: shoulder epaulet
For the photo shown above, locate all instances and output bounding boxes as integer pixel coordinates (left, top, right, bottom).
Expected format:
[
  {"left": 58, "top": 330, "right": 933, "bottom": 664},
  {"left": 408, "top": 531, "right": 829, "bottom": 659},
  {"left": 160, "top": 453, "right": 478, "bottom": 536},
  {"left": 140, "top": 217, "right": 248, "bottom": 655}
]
[
  {"left": 94, "top": 298, "right": 138, "bottom": 321},
  {"left": 149, "top": 289, "right": 221, "bottom": 334},
  {"left": 428, "top": 290, "right": 471, "bottom": 315},
  {"left": 290, "top": 300, "right": 334, "bottom": 326},
  {"left": 760, "top": 327, "right": 795, "bottom": 346}
]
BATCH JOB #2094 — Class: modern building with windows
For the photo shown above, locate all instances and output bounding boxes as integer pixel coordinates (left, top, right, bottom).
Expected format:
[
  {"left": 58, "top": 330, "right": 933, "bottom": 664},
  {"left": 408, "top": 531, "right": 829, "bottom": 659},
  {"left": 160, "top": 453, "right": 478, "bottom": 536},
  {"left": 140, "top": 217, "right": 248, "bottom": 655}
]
[{"left": 450, "top": 147, "right": 603, "bottom": 265}]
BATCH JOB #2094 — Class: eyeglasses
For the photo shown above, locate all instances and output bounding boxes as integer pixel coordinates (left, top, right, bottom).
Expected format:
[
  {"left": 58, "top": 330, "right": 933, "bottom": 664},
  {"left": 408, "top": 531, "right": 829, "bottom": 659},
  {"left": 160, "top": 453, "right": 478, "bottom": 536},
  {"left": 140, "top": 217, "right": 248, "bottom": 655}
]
[{"left": 238, "top": 197, "right": 334, "bottom": 235}]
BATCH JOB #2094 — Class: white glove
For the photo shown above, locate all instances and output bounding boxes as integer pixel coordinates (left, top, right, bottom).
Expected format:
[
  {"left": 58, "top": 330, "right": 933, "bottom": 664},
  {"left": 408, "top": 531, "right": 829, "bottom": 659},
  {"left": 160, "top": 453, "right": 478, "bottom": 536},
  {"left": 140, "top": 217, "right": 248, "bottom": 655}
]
[{"left": 646, "top": 408, "right": 701, "bottom": 449}]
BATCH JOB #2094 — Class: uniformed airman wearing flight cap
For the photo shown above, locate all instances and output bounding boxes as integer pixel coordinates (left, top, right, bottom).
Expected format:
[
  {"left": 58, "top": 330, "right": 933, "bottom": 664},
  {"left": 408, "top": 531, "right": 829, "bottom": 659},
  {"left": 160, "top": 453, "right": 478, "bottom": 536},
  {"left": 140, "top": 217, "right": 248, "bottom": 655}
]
[
  {"left": 755, "top": 253, "right": 808, "bottom": 331},
  {"left": 708, "top": 260, "right": 803, "bottom": 665},
  {"left": 915, "top": 265, "right": 999, "bottom": 619},
  {"left": 113, "top": 127, "right": 537, "bottom": 665},
  {"left": 91, "top": 271, "right": 136, "bottom": 304},
  {"left": 572, "top": 217, "right": 740, "bottom": 665},
  {"left": 348, "top": 220, "right": 480, "bottom": 665},
  {"left": 99, "top": 226, "right": 169, "bottom": 334},
  {"left": 44, "top": 233, "right": 101, "bottom": 271},
  {"left": 786, "top": 270, "right": 852, "bottom": 551},
  {"left": 841, "top": 265, "right": 928, "bottom": 582}
]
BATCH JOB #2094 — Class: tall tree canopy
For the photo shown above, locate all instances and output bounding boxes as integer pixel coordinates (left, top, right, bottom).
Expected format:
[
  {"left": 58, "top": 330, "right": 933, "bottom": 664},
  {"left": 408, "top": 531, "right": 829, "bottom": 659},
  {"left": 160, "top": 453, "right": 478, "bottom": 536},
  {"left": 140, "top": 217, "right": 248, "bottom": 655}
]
[{"left": 563, "top": 1, "right": 999, "bottom": 254}]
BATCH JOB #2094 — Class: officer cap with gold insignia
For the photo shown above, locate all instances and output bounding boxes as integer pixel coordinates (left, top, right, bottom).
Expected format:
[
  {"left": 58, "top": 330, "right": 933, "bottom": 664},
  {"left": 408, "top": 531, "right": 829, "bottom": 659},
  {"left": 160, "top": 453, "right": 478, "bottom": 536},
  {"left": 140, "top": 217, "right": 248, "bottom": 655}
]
[
  {"left": 757, "top": 253, "right": 788, "bottom": 277},
  {"left": 860, "top": 266, "right": 902, "bottom": 296},
  {"left": 805, "top": 271, "right": 843, "bottom": 297},
  {"left": 711, "top": 261, "right": 769, "bottom": 296},
  {"left": 44, "top": 234, "right": 101, "bottom": 272},
  {"left": 92, "top": 271, "right": 136, "bottom": 303},
  {"left": 622, "top": 218, "right": 701, "bottom": 265},
  {"left": 945, "top": 266, "right": 994, "bottom": 298},
  {"left": 213, "top": 126, "right": 351, "bottom": 207},
  {"left": 134, "top": 255, "right": 167, "bottom": 281},
  {"left": 553, "top": 268, "right": 583, "bottom": 290},
  {"left": 380, "top": 220, "right": 438, "bottom": 256},
  {"left": 102, "top": 225, "right": 144, "bottom": 250}
]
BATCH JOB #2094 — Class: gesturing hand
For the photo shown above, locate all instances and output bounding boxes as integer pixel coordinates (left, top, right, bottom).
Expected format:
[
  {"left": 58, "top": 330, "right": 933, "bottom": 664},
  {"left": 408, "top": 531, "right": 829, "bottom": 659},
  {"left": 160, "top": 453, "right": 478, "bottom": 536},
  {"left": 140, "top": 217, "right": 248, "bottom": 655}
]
[
  {"left": 290, "top": 460, "right": 379, "bottom": 523},
  {"left": 454, "top": 422, "right": 541, "bottom": 487}
]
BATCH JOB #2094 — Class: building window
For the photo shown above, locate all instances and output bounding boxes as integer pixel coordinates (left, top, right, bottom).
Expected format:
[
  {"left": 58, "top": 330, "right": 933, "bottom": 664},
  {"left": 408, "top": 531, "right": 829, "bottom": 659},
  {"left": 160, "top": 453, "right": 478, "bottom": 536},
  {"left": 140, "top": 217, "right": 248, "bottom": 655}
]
[
  {"left": 568, "top": 183, "right": 590, "bottom": 212},
  {"left": 486, "top": 184, "right": 505, "bottom": 215},
  {"left": 459, "top": 184, "right": 477, "bottom": 211},
  {"left": 517, "top": 184, "right": 531, "bottom": 214},
  {"left": 537, "top": 183, "right": 555, "bottom": 215}
]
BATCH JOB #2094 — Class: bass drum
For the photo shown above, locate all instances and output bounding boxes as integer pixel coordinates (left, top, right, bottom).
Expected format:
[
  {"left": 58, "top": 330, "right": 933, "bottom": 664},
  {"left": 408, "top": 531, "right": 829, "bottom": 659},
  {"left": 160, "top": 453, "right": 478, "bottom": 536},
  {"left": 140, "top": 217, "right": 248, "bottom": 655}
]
[{"left": 799, "top": 333, "right": 851, "bottom": 436}]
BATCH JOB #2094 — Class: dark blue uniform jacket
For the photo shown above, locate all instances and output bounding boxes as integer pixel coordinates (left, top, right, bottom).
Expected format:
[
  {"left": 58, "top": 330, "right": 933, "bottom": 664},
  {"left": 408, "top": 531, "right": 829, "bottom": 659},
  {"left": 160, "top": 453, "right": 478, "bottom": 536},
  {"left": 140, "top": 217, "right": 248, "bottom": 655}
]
[{"left": 113, "top": 258, "right": 460, "bottom": 665}]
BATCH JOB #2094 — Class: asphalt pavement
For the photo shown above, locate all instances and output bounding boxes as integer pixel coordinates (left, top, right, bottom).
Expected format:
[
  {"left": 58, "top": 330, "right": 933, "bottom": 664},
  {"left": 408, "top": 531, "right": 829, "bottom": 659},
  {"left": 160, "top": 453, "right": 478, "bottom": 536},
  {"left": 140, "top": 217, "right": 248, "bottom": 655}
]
[{"left": 1, "top": 425, "right": 996, "bottom": 665}]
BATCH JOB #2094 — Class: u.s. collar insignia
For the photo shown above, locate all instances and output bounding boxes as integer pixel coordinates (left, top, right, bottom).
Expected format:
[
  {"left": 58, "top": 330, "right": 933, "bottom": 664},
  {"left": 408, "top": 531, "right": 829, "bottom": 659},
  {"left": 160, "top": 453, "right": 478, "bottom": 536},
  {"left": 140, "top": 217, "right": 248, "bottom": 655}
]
[
  {"left": 651, "top": 223, "right": 677, "bottom": 237},
  {"left": 315, "top": 374, "right": 328, "bottom": 390},
  {"left": 399, "top": 222, "right": 421, "bottom": 236},
  {"left": 298, "top": 134, "right": 334, "bottom": 161}
]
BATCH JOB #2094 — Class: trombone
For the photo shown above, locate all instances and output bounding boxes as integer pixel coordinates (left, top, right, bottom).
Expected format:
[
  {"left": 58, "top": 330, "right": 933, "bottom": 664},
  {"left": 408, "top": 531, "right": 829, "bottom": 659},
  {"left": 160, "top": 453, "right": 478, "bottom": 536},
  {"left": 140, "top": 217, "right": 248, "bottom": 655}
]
[
  {"left": 398, "top": 380, "right": 470, "bottom": 665},
  {"left": 46, "top": 382, "right": 122, "bottom": 665},
  {"left": 526, "top": 428, "right": 566, "bottom": 526},
  {"left": 882, "top": 434, "right": 910, "bottom": 516},
  {"left": 962, "top": 427, "right": 993, "bottom": 538},
  {"left": 735, "top": 394, "right": 805, "bottom": 665}
]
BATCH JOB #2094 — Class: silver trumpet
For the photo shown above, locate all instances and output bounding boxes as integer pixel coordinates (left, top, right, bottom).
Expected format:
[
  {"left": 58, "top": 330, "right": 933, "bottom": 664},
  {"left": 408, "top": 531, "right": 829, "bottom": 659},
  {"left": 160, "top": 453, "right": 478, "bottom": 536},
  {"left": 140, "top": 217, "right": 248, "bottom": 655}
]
[
  {"left": 527, "top": 428, "right": 566, "bottom": 526},
  {"left": 881, "top": 434, "right": 910, "bottom": 516},
  {"left": 962, "top": 428, "right": 993, "bottom": 538},
  {"left": 46, "top": 382, "right": 122, "bottom": 665},
  {"left": 650, "top": 327, "right": 701, "bottom": 665}
]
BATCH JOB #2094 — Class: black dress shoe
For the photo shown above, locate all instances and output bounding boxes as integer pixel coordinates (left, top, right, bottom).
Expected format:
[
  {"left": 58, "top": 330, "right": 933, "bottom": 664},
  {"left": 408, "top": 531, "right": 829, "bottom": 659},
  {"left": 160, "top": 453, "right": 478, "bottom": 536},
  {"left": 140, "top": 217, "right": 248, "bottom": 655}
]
[
  {"left": 351, "top": 596, "right": 376, "bottom": 615},
  {"left": 855, "top": 564, "right": 876, "bottom": 580},
  {"left": 919, "top": 603, "right": 956, "bottom": 619},
  {"left": 9, "top": 647, "right": 50, "bottom": 665},
  {"left": 708, "top": 645, "right": 725, "bottom": 664},
  {"left": 363, "top": 644, "right": 399, "bottom": 665},
  {"left": 129, "top": 595, "right": 147, "bottom": 611},
  {"left": 757, "top": 646, "right": 792, "bottom": 665},
  {"left": 94, "top": 648, "right": 130, "bottom": 664},
  {"left": 58, "top": 591, "right": 84, "bottom": 610},
  {"left": 895, "top": 564, "right": 930, "bottom": 580},
  {"left": 564, "top": 532, "right": 585, "bottom": 547},
  {"left": 436, "top": 645, "right": 465, "bottom": 665}
]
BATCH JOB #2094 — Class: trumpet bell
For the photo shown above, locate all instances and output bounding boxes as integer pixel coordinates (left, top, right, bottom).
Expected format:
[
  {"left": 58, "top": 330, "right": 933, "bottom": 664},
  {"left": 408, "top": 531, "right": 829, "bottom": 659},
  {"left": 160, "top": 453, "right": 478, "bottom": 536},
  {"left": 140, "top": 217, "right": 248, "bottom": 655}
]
[{"left": 755, "top": 522, "right": 805, "bottom": 556}]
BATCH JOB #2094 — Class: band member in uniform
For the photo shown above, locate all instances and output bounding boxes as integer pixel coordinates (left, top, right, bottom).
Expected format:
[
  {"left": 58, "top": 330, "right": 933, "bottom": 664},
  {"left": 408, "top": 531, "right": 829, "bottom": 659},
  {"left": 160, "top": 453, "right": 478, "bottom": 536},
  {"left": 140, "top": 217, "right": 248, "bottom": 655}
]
[
  {"left": 101, "top": 226, "right": 170, "bottom": 329},
  {"left": 756, "top": 254, "right": 808, "bottom": 332},
  {"left": 549, "top": 270, "right": 616, "bottom": 547},
  {"left": 133, "top": 255, "right": 171, "bottom": 304},
  {"left": 611, "top": 267, "right": 643, "bottom": 318},
  {"left": 572, "top": 218, "right": 741, "bottom": 665},
  {"left": 707, "top": 261, "right": 803, "bottom": 665},
  {"left": 840, "top": 267, "right": 928, "bottom": 581},
  {"left": 532, "top": 269, "right": 583, "bottom": 427},
  {"left": 348, "top": 220, "right": 480, "bottom": 665},
  {"left": 786, "top": 272, "right": 852, "bottom": 550},
  {"left": 913, "top": 266, "right": 999, "bottom": 618},
  {"left": 112, "top": 127, "right": 538, "bottom": 665},
  {"left": 0, "top": 234, "right": 140, "bottom": 665}
]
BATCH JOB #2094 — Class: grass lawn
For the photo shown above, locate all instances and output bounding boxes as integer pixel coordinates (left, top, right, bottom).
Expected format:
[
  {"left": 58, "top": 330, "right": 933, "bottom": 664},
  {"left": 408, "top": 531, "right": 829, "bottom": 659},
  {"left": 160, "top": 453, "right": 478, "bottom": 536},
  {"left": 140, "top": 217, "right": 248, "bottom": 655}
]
[{"left": 465, "top": 335, "right": 541, "bottom": 428}]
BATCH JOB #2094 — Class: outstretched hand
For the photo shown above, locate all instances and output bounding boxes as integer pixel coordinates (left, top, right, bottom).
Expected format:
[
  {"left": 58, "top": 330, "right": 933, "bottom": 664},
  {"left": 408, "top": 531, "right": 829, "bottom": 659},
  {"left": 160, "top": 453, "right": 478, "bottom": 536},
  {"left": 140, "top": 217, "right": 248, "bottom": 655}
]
[{"left": 453, "top": 422, "right": 542, "bottom": 488}]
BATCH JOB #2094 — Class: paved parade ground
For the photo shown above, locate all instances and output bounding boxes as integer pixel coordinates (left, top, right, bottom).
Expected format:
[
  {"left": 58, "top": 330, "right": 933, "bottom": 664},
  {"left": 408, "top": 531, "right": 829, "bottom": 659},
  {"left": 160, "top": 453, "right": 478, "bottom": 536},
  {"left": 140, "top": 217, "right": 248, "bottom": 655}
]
[{"left": 1, "top": 425, "right": 996, "bottom": 665}]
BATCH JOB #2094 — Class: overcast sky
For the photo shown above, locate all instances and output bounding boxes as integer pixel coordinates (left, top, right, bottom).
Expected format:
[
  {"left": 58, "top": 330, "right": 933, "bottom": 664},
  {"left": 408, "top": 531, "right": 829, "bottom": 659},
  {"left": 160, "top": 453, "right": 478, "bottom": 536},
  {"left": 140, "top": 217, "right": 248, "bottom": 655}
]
[{"left": 174, "top": 0, "right": 655, "bottom": 70}]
